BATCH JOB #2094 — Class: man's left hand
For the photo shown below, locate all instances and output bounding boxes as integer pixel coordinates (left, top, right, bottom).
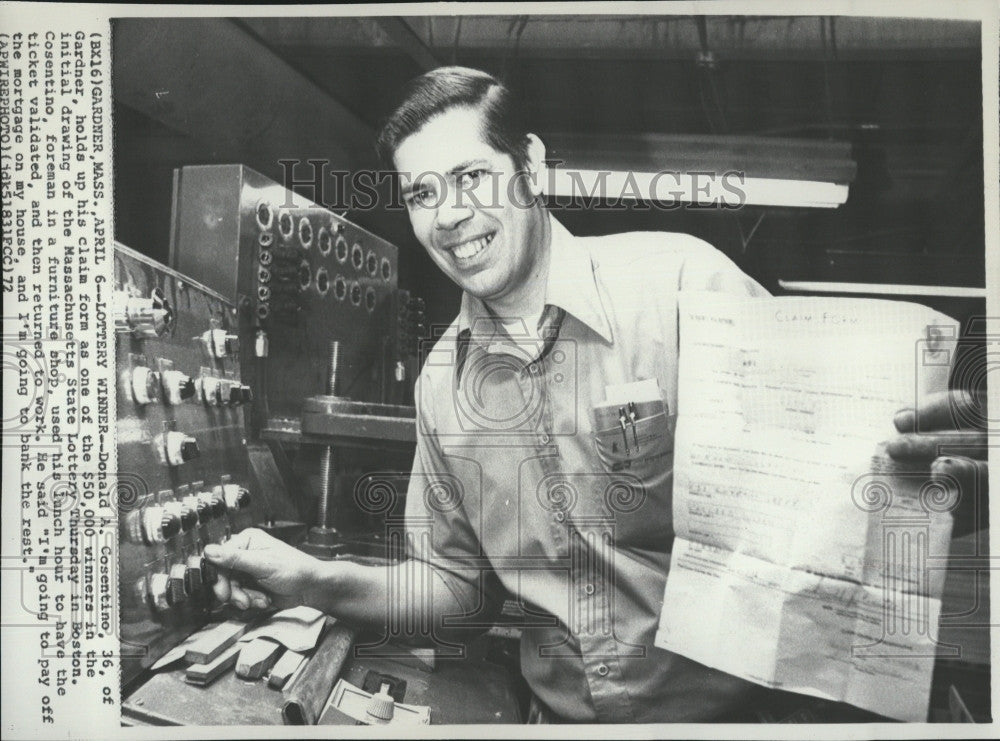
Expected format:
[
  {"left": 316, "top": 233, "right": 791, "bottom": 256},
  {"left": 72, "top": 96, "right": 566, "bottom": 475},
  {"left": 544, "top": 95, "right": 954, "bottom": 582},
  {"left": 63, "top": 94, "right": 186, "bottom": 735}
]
[{"left": 887, "top": 389, "right": 988, "bottom": 532}]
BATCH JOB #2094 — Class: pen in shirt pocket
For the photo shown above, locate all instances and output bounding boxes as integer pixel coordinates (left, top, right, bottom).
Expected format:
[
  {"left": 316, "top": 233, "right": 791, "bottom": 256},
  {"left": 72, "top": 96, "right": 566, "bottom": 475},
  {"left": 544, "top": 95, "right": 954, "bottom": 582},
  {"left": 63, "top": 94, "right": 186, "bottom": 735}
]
[
  {"left": 626, "top": 402, "right": 640, "bottom": 451},
  {"left": 617, "top": 406, "right": 630, "bottom": 456}
]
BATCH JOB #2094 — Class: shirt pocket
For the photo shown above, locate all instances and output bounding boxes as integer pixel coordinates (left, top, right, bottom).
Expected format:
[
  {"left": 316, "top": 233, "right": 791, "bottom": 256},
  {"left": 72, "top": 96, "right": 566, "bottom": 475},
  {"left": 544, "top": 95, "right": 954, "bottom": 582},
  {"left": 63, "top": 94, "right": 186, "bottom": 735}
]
[{"left": 592, "top": 399, "right": 676, "bottom": 480}]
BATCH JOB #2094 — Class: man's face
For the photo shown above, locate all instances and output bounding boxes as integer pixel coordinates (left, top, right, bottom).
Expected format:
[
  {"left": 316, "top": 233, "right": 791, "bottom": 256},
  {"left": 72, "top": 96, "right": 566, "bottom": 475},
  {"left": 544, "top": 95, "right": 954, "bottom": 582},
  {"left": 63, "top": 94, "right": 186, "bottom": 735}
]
[{"left": 393, "top": 106, "right": 545, "bottom": 305}]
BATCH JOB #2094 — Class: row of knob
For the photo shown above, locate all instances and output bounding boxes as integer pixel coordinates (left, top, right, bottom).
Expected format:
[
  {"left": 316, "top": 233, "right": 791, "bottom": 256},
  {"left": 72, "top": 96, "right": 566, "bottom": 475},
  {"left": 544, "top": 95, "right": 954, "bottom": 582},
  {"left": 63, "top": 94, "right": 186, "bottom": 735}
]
[
  {"left": 256, "top": 202, "right": 393, "bottom": 280},
  {"left": 129, "top": 366, "right": 253, "bottom": 407},
  {"left": 125, "top": 481, "right": 251, "bottom": 544},
  {"left": 397, "top": 293, "right": 427, "bottom": 358},
  {"left": 145, "top": 553, "right": 219, "bottom": 612},
  {"left": 255, "top": 243, "right": 305, "bottom": 324},
  {"left": 115, "top": 287, "right": 241, "bottom": 360}
]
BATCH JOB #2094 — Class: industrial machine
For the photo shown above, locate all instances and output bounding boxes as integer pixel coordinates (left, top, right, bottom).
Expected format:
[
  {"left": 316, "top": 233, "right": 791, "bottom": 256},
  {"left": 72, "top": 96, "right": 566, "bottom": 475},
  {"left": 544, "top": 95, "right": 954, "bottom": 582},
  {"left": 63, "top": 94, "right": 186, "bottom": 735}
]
[
  {"left": 169, "top": 164, "right": 424, "bottom": 426},
  {"left": 116, "top": 167, "right": 521, "bottom": 725}
]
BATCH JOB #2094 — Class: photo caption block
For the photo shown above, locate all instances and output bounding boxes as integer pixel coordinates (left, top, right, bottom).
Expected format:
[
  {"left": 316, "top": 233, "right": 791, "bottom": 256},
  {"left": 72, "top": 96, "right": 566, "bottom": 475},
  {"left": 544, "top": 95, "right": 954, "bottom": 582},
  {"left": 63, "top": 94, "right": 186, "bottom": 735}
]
[{"left": 1, "top": 10, "right": 117, "bottom": 737}]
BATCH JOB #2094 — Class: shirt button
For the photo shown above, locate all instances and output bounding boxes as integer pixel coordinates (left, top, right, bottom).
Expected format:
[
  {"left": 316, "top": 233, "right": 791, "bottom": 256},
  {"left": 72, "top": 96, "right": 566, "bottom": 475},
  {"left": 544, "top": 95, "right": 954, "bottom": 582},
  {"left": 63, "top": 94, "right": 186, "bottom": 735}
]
[
  {"left": 596, "top": 664, "right": 609, "bottom": 677},
  {"left": 528, "top": 363, "right": 539, "bottom": 375},
  {"left": 538, "top": 433, "right": 550, "bottom": 445},
  {"left": 583, "top": 583, "right": 595, "bottom": 596},
  {"left": 554, "top": 511, "right": 566, "bottom": 523}
]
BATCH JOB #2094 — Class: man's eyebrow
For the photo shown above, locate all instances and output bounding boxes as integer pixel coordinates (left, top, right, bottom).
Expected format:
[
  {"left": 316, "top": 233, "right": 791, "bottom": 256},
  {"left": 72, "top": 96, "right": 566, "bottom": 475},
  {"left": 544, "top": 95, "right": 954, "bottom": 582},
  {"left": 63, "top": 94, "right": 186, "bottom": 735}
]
[
  {"left": 399, "top": 180, "right": 424, "bottom": 197},
  {"left": 400, "top": 160, "right": 492, "bottom": 197},
  {"left": 446, "top": 159, "right": 490, "bottom": 176}
]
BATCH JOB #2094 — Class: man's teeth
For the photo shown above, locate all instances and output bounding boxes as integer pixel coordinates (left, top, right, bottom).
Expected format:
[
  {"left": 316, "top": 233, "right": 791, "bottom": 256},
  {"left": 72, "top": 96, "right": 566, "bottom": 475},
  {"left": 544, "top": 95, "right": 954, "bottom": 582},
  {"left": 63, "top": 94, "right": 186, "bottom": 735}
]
[{"left": 453, "top": 234, "right": 493, "bottom": 260}]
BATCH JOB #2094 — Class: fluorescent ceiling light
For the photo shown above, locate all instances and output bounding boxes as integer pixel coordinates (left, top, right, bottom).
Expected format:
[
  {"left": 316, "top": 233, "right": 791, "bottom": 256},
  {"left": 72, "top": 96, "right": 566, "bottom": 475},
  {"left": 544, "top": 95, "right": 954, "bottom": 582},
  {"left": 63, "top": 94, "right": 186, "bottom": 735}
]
[
  {"left": 548, "top": 168, "right": 850, "bottom": 209},
  {"left": 544, "top": 133, "right": 856, "bottom": 209}
]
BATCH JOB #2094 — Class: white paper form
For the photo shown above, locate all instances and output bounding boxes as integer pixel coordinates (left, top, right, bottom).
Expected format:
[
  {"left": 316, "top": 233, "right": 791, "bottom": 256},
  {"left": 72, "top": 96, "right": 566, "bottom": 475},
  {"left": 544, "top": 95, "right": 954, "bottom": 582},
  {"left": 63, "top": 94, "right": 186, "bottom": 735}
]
[{"left": 654, "top": 293, "right": 959, "bottom": 722}]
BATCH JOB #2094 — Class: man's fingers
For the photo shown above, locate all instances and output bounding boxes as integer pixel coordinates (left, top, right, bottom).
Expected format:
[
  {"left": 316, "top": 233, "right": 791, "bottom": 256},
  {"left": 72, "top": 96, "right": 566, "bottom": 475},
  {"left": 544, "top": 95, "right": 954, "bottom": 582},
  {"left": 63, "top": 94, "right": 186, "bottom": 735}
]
[
  {"left": 211, "top": 573, "right": 265, "bottom": 610},
  {"left": 932, "top": 455, "right": 989, "bottom": 536},
  {"left": 212, "top": 572, "right": 232, "bottom": 604},
  {"left": 244, "top": 588, "right": 272, "bottom": 610},
  {"left": 893, "top": 389, "right": 986, "bottom": 433},
  {"left": 886, "top": 431, "right": 987, "bottom": 461},
  {"left": 229, "top": 582, "right": 250, "bottom": 610},
  {"left": 932, "top": 455, "right": 988, "bottom": 492},
  {"left": 204, "top": 539, "right": 253, "bottom": 573}
]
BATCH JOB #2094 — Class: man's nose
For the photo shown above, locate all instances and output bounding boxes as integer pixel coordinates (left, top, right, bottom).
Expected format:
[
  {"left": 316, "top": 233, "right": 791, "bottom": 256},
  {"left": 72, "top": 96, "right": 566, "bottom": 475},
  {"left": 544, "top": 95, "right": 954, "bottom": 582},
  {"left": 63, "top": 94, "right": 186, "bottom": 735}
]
[{"left": 434, "top": 188, "right": 473, "bottom": 231}]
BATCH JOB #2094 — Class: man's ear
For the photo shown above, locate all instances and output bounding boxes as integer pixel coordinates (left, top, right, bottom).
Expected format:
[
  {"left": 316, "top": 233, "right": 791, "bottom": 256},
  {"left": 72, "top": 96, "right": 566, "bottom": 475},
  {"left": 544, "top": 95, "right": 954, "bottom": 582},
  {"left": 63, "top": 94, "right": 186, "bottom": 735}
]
[{"left": 525, "top": 133, "right": 547, "bottom": 198}]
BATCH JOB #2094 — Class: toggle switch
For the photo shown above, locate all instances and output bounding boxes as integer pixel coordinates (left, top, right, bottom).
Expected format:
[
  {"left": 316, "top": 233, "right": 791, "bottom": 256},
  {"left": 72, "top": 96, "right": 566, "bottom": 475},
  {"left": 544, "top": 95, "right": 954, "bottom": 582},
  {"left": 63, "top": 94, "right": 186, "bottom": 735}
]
[
  {"left": 214, "top": 482, "right": 251, "bottom": 511},
  {"left": 201, "top": 329, "right": 239, "bottom": 359},
  {"left": 130, "top": 366, "right": 160, "bottom": 405},
  {"left": 161, "top": 369, "right": 196, "bottom": 405},
  {"left": 160, "top": 431, "right": 200, "bottom": 466}
]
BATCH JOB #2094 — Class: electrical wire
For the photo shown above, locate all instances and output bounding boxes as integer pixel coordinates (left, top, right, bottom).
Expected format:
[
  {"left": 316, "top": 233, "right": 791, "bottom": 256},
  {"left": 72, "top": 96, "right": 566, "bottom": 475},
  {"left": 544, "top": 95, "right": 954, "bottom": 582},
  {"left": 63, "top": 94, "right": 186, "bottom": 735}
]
[{"left": 736, "top": 211, "right": 766, "bottom": 254}]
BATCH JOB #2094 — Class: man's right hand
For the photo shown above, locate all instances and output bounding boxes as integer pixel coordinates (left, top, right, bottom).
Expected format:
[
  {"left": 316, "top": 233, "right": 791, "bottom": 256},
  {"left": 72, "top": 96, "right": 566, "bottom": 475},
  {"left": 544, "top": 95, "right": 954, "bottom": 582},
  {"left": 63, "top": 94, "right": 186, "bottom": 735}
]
[{"left": 204, "top": 528, "right": 322, "bottom": 611}]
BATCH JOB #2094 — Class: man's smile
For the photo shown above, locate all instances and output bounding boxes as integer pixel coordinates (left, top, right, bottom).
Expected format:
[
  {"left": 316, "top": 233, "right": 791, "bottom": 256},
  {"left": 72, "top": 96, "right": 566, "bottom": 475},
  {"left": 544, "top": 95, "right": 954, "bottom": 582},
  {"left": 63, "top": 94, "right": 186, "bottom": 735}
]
[{"left": 445, "top": 231, "right": 496, "bottom": 265}]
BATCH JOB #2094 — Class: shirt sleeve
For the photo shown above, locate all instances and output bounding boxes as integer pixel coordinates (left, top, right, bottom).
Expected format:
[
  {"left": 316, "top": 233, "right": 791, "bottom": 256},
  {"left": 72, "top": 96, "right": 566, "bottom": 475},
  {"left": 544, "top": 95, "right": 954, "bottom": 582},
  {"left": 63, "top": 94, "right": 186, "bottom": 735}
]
[{"left": 404, "top": 372, "right": 505, "bottom": 637}]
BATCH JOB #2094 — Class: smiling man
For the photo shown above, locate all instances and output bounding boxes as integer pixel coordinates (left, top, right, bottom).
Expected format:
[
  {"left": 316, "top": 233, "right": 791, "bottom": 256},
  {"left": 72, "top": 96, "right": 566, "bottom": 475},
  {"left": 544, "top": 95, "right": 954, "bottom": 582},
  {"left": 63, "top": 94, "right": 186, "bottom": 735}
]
[{"left": 205, "top": 66, "right": 988, "bottom": 724}]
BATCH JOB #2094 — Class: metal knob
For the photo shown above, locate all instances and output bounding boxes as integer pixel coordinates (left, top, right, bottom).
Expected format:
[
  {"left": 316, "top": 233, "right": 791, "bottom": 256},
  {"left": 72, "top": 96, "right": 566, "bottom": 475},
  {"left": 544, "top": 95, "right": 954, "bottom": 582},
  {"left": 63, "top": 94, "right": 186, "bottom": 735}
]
[
  {"left": 142, "top": 505, "right": 181, "bottom": 543},
  {"left": 118, "top": 288, "right": 174, "bottom": 339},
  {"left": 130, "top": 366, "right": 160, "bottom": 405},
  {"left": 148, "top": 573, "right": 172, "bottom": 612},
  {"left": 184, "top": 555, "right": 206, "bottom": 594},
  {"left": 161, "top": 370, "right": 196, "bottom": 405},
  {"left": 162, "top": 431, "right": 200, "bottom": 466},
  {"left": 202, "top": 329, "right": 239, "bottom": 358},
  {"left": 366, "top": 684, "right": 395, "bottom": 722},
  {"left": 215, "top": 483, "right": 250, "bottom": 511},
  {"left": 227, "top": 383, "right": 253, "bottom": 405},
  {"left": 183, "top": 494, "right": 208, "bottom": 526},
  {"left": 168, "top": 563, "right": 189, "bottom": 605},
  {"left": 197, "top": 489, "right": 227, "bottom": 519}
]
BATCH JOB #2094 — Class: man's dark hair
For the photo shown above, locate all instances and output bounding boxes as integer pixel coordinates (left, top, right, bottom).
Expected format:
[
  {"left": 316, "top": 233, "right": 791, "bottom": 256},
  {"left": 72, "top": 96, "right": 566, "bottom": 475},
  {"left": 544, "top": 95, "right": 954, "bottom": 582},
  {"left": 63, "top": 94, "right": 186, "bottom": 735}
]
[{"left": 374, "top": 66, "right": 530, "bottom": 171}]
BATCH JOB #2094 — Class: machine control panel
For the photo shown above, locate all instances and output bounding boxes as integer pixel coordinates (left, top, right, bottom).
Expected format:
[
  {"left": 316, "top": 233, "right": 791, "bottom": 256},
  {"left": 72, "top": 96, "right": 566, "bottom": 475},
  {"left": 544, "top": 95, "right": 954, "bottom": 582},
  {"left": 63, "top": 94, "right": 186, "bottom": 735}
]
[
  {"left": 115, "top": 242, "right": 294, "bottom": 688},
  {"left": 169, "top": 165, "right": 414, "bottom": 430}
]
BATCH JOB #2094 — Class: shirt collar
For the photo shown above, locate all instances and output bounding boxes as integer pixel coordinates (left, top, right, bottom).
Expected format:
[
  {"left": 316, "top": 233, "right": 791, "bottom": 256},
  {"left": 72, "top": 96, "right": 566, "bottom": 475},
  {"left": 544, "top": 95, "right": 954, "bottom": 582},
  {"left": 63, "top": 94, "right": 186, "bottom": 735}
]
[{"left": 455, "top": 215, "right": 614, "bottom": 346}]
